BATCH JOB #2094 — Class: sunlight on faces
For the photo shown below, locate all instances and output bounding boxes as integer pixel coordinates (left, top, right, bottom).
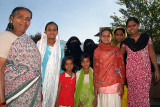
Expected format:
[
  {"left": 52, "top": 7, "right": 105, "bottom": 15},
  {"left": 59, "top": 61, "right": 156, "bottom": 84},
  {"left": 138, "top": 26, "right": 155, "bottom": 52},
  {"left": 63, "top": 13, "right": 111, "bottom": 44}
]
[
  {"left": 101, "top": 30, "right": 112, "bottom": 44},
  {"left": 10, "top": 9, "right": 31, "bottom": 36},
  {"left": 115, "top": 30, "right": 125, "bottom": 43},
  {"left": 65, "top": 59, "right": 74, "bottom": 72},
  {"left": 81, "top": 58, "right": 91, "bottom": 69},
  {"left": 127, "top": 20, "right": 139, "bottom": 35},
  {"left": 45, "top": 24, "right": 58, "bottom": 40}
]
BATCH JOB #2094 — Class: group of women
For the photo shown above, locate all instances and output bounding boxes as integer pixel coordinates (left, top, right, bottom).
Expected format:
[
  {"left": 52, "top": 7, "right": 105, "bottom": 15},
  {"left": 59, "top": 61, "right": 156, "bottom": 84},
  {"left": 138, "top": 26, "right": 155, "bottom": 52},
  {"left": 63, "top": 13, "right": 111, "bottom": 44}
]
[{"left": 0, "top": 6, "right": 159, "bottom": 107}]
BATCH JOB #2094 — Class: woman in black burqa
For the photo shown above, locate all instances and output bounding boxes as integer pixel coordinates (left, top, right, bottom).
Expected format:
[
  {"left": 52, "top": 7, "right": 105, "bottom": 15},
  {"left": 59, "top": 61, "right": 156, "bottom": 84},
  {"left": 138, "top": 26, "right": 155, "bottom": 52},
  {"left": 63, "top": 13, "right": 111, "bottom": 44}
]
[
  {"left": 65, "top": 36, "right": 83, "bottom": 71},
  {"left": 83, "top": 39, "right": 97, "bottom": 68}
]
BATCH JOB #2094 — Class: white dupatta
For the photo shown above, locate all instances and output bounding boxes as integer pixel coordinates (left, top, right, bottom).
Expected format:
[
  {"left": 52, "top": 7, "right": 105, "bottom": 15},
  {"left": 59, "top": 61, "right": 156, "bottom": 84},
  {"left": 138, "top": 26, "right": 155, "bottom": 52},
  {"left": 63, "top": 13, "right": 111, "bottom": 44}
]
[{"left": 38, "top": 33, "right": 61, "bottom": 107}]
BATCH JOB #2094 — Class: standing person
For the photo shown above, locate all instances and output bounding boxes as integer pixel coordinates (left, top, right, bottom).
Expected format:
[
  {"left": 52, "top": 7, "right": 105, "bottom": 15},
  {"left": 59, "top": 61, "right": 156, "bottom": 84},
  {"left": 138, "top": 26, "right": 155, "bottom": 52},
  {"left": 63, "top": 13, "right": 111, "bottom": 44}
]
[
  {"left": 112, "top": 26, "right": 128, "bottom": 107},
  {"left": 65, "top": 36, "right": 83, "bottom": 71},
  {"left": 74, "top": 53, "right": 97, "bottom": 107},
  {"left": 93, "top": 28, "right": 125, "bottom": 107},
  {"left": 112, "top": 26, "right": 127, "bottom": 47},
  {"left": 38, "top": 21, "right": 64, "bottom": 107},
  {"left": 0, "top": 7, "right": 41, "bottom": 106},
  {"left": 55, "top": 56, "right": 76, "bottom": 107},
  {"left": 83, "top": 39, "right": 98, "bottom": 68},
  {"left": 121, "top": 17, "right": 160, "bottom": 107}
]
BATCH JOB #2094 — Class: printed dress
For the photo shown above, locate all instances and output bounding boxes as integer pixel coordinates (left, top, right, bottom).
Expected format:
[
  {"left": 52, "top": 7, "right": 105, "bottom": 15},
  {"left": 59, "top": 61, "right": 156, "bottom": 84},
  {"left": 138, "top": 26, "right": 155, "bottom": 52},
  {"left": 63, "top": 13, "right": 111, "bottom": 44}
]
[
  {"left": 2, "top": 32, "right": 41, "bottom": 106},
  {"left": 122, "top": 35, "right": 152, "bottom": 107}
]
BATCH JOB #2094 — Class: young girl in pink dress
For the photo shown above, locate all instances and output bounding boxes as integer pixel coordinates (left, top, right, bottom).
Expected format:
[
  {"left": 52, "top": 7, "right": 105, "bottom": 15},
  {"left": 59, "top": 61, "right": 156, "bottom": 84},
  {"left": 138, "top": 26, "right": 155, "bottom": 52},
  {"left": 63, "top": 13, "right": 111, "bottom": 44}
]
[
  {"left": 55, "top": 56, "right": 76, "bottom": 107},
  {"left": 121, "top": 17, "right": 160, "bottom": 107}
]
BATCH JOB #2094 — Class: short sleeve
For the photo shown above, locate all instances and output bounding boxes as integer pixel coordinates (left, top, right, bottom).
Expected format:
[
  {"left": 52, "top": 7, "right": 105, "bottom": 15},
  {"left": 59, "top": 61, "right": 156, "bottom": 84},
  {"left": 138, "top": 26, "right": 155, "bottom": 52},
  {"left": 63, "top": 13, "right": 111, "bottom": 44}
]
[
  {"left": 121, "top": 44, "right": 126, "bottom": 48},
  {"left": 59, "top": 73, "right": 63, "bottom": 84},
  {"left": 0, "top": 32, "right": 17, "bottom": 59},
  {"left": 148, "top": 36, "right": 152, "bottom": 45}
]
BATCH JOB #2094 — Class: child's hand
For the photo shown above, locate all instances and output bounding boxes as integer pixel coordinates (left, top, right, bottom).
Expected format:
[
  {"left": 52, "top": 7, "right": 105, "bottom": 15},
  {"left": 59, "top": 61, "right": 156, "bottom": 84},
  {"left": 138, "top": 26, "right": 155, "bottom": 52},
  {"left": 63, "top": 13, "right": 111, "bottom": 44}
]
[
  {"left": 78, "top": 101, "right": 83, "bottom": 107},
  {"left": 92, "top": 96, "right": 97, "bottom": 107},
  {"left": 55, "top": 102, "right": 59, "bottom": 107},
  {"left": 117, "top": 83, "right": 124, "bottom": 98}
]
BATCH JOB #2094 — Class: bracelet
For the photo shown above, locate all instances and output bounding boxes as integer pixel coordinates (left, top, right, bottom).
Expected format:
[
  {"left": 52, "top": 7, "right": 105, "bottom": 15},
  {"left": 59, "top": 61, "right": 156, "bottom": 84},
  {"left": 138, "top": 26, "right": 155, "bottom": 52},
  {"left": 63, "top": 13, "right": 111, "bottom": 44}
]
[{"left": 0, "top": 101, "right": 6, "bottom": 106}]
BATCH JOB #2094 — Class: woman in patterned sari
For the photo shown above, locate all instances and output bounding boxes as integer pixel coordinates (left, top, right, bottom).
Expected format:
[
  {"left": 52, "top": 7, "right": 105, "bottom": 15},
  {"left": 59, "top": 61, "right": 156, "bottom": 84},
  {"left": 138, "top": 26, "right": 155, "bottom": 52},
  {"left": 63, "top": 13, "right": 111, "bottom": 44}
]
[{"left": 0, "top": 7, "right": 41, "bottom": 107}]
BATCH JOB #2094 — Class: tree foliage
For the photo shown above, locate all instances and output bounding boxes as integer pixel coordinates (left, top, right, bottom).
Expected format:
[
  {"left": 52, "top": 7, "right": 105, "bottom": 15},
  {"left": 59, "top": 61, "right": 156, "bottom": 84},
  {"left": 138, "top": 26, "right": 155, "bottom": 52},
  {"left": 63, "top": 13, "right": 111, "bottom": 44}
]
[{"left": 110, "top": 0, "right": 160, "bottom": 54}]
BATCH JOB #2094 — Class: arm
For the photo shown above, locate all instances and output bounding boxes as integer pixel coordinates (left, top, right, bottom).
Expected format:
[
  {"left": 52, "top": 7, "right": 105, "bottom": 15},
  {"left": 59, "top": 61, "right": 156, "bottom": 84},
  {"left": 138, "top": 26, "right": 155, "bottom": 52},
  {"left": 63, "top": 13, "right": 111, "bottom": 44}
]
[
  {"left": 148, "top": 43, "right": 160, "bottom": 82},
  {"left": 120, "top": 46, "right": 126, "bottom": 55},
  {"left": 0, "top": 57, "right": 7, "bottom": 106},
  {"left": 55, "top": 82, "right": 62, "bottom": 107}
]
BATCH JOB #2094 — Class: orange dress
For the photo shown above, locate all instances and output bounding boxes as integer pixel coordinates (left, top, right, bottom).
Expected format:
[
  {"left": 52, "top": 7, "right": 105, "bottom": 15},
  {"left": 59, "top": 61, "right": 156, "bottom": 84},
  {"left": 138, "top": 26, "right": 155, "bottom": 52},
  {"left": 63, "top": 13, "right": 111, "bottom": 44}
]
[{"left": 93, "top": 43, "right": 125, "bottom": 89}]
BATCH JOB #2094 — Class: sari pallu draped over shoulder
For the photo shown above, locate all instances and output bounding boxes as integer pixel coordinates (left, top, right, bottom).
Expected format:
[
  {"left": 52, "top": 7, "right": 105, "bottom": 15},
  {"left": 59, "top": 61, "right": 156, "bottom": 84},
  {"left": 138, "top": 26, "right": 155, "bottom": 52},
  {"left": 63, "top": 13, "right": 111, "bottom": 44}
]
[
  {"left": 93, "top": 43, "right": 125, "bottom": 88},
  {"left": 38, "top": 33, "right": 62, "bottom": 107},
  {"left": 4, "top": 33, "right": 41, "bottom": 107}
]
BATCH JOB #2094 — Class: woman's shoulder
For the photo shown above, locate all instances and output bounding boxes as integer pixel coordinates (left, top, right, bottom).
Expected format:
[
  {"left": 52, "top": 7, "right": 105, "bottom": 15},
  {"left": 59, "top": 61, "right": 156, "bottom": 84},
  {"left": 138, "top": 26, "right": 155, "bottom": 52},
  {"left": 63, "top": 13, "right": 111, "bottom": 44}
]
[{"left": 0, "top": 31, "right": 17, "bottom": 40}]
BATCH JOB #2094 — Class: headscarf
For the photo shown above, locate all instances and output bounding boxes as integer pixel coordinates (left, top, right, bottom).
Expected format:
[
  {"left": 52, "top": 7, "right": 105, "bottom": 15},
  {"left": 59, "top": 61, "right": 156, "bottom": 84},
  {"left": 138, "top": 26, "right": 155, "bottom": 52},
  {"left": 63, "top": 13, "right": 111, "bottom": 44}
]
[
  {"left": 83, "top": 39, "right": 97, "bottom": 68},
  {"left": 38, "top": 32, "right": 61, "bottom": 106},
  {"left": 112, "top": 26, "right": 127, "bottom": 47},
  {"left": 65, "top": 36, "right": 83, "bottom": 71}
]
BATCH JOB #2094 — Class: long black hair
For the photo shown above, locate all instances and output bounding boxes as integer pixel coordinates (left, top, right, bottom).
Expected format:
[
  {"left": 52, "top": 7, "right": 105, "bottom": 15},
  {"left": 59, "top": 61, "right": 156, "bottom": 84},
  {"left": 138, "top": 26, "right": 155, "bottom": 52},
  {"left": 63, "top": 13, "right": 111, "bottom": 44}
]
[{"left": 6, "top": 7, "right": 32, "bottom": 31}]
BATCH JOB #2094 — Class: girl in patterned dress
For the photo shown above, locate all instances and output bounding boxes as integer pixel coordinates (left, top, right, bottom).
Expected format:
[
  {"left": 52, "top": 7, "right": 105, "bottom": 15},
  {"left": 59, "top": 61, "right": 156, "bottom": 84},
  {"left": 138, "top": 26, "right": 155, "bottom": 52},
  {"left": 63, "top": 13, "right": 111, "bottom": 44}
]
[
  {"left": 74, "top": 53, "right": 97, "bottom": 107},
  {"left": 121, "top": 17, "right": 160, "bottom": 107},
  {"left": 55, "top": 56, "right": 76, "bottom": 107},
  {"left": 93, "top": 28, "right": 125, "bottom": 107}
]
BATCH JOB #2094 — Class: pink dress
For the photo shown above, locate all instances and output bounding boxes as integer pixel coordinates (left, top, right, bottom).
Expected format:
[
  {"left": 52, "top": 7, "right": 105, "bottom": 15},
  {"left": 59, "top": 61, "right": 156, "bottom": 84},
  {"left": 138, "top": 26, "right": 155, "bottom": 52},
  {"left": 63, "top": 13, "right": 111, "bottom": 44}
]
[{"left": 122, "top": 37, "right": 152, "bottom": 107}]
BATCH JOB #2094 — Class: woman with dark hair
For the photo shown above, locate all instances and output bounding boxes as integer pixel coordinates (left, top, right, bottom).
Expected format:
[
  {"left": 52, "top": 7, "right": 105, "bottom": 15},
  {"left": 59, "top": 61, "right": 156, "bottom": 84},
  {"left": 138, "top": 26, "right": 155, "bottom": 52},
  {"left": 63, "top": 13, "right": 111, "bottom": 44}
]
[
  {"left": 0, "top": 7, "right": 41, "bottom": 106},
  {"left": 121, "top": 17, "right": 159, "bottom": 107},
  {"left": 38, "top": 21, "right": 64, "bottom": 106},
  {"left": 65, "top": 36, "right": 83, "bottom": 71},
  {"left": 83, "top": 39, "right": 97, "bottom": 68}
]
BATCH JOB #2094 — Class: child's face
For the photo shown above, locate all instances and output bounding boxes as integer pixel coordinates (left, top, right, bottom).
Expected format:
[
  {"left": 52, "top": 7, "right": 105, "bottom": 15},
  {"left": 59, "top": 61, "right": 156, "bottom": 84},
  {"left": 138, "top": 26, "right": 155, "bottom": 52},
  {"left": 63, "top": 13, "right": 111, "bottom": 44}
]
[
  {"left": 115, "top": 30, "right": 125, "bottom": 43},
  {"left": 126, "top": 20, "right": 139, "bottom": 35},
  {"left": 81, "top": 58, "right": 90, "bottom": 69},
  {"left": 101, "top": 30, "right": 112, "bottom": 44},
  {"left": 65, "top": 59, "right": 74, "bottom": 72}
]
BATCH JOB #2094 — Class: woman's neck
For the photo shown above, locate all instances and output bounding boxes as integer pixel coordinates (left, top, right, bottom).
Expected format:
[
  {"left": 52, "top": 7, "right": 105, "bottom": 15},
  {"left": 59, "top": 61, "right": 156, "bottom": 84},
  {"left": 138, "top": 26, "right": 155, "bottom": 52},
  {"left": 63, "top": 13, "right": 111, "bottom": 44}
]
[
  {"left": 47, "top": 38, "right": 56, "bottom": 46},
  {"left": 11, "top": 30, "right": 24, "bottom": 37},
  {"left": 83, "top": 68, "right": 89, "bottom": 74},
  {"left": 130, "top": 32, "right": 140, "bottom": 42}
]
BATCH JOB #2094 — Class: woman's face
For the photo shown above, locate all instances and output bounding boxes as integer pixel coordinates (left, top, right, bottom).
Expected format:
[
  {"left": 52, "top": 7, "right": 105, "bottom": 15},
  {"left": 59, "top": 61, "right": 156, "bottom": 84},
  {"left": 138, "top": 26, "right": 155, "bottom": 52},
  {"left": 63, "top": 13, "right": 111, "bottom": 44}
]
[
  {"left": 126, "top": 20, "right": 139, "bottom": 35},
  {"left": 45, "top": 24, "right": 58, "bottom": 39},
  {"left": 100, "top": 30, "right": 112, "bottom": 44},
  {"left": 10, "top": 9, "right": 31, "bottom": 36},
  {"left": 115, "top": 30, "right": 125, "bottom": 43}
]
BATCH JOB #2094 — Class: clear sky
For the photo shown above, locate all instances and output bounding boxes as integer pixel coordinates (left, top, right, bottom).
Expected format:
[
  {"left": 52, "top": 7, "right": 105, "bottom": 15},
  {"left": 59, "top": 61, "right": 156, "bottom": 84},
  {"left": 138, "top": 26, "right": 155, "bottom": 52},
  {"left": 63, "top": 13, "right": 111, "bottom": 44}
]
[{"left": 0, "top": 0, "right": 124, "bottom": 43}]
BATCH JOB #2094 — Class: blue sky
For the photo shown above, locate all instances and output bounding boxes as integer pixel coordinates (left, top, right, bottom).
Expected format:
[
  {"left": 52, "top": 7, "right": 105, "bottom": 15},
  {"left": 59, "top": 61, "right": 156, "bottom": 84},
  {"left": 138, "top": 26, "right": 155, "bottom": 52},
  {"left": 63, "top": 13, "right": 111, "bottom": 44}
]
[{"left": 0, "top": 0, "right": 124, "bottom": 43}]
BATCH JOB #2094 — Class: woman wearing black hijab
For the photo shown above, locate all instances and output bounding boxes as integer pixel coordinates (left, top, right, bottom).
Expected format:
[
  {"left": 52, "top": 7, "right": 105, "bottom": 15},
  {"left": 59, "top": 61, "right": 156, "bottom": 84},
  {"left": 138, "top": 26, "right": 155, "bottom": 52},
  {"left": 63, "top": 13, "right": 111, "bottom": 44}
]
[
  {"left": 83, "top": 39, "right": 97, "bottom": 68},
  {"left": 65, "top": 36, "right": 83, "bottom": 71}
]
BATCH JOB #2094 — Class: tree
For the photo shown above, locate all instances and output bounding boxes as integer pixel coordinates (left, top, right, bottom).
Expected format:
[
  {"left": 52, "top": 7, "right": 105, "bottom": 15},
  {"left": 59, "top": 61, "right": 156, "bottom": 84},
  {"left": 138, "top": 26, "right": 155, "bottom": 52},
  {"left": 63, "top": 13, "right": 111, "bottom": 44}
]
[{"left": 110, "top": 0, "right": 160, "bottom": 54}]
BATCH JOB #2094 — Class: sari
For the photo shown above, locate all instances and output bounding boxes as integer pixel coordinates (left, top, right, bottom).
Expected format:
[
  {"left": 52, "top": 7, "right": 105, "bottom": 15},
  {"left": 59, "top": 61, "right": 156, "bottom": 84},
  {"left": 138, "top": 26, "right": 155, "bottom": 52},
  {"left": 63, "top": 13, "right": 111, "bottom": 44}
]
[{"left": 4, "top": 32, "right": 41, "bottom": 106}]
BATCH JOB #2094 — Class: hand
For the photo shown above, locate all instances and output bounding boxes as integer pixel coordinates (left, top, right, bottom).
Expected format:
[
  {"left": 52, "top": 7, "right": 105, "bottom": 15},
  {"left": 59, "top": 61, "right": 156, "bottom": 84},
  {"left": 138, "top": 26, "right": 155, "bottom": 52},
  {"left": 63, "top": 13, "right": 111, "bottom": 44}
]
[
  {"left": 55, "top": 102, "right": 59, "bottom": 107},
  {"left": 78, "top": 101, "right": 83, "bottom": 107},
  {"left": 94, "top": 88, "right": 98, "bottom": 97},
  {"left": 41, "top": 93, "right": 43, "bottom": 102},
  {"left": 117, "top": 83, "right": 124, "bottom": 98},
  {"left": 92, "top": 97, "right": 97, "bottom": 107},
  {"left": 154, "top": 70, "right": 160, "bottom": 82}
]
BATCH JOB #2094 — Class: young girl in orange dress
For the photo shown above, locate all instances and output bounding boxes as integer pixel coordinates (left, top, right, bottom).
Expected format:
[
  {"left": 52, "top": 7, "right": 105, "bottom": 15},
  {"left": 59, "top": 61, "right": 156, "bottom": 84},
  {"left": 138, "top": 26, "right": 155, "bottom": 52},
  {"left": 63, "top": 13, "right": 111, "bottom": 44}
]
[{"left": 93, "top": 28, "right": 125, "bottom": 107}]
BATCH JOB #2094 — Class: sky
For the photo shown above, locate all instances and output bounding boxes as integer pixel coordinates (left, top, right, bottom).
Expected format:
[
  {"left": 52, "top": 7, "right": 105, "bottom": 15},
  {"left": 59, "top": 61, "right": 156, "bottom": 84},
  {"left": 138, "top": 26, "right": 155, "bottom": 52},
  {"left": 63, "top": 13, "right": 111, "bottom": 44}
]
[{"left": 0, "top": 0, "right": 124, "bottom": 43}]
